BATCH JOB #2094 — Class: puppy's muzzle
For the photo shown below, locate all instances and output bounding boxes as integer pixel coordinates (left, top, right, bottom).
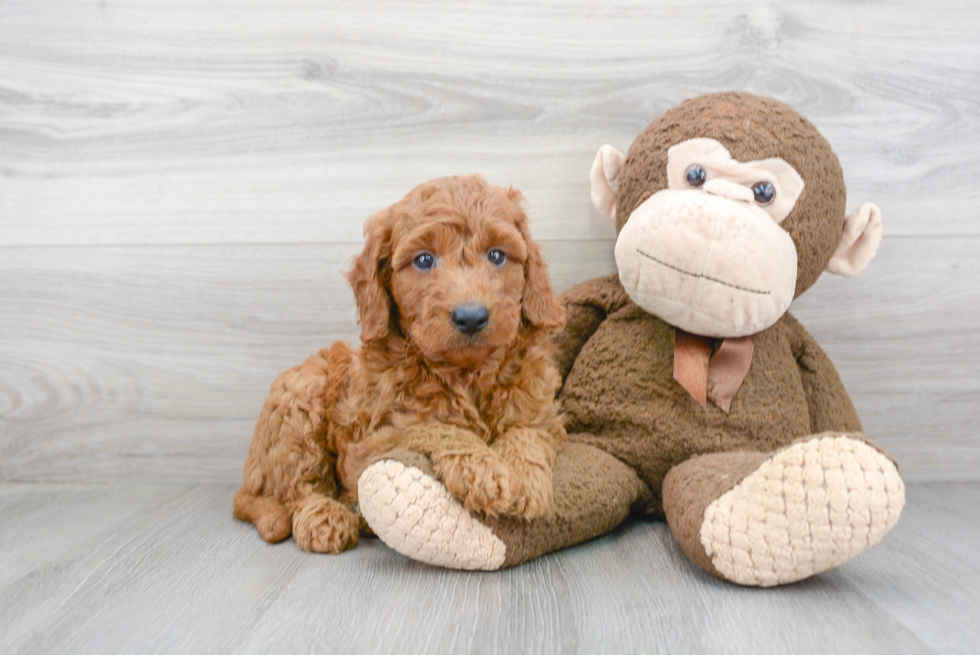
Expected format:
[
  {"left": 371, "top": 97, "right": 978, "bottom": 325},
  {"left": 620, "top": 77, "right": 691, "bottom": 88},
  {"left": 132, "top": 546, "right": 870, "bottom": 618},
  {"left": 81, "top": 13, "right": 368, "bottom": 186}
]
[{"left": 451, "top": 304, "right": 490, "bottom": 336}]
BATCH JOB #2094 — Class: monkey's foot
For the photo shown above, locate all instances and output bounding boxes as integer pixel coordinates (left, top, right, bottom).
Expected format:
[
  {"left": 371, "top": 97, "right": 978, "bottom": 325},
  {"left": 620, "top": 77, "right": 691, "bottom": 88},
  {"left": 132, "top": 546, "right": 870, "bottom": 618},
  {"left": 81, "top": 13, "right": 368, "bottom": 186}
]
[
  {"left": 665, "top": 433, "right": 905, "bottom": 587},
  {"left": 358, "top": 458, "right": 507, "bottom": 571},
  {"left": 358, "top": 442, "right": 646, "bottom": 571}
]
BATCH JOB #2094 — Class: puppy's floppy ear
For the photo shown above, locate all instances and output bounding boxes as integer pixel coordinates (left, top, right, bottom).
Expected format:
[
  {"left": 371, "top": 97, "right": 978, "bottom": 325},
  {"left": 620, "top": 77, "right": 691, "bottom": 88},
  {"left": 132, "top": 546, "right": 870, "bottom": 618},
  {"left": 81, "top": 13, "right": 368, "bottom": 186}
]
[
  {"left": 508, "top": 188, "right": 567, "bottom": 330},
  {"left": 346, "top": 209, "right": 393, "bottom": 343}
]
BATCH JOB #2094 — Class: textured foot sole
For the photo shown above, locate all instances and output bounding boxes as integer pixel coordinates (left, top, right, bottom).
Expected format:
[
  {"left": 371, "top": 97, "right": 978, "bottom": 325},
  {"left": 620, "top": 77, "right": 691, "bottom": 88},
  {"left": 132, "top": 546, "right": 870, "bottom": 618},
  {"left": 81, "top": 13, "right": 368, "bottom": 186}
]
[
  {"left": 358, "top": 460, "right": 507, "bottom": 570},
  {"left": 700, "top": 435, "right": 905, "bottom": 586}
]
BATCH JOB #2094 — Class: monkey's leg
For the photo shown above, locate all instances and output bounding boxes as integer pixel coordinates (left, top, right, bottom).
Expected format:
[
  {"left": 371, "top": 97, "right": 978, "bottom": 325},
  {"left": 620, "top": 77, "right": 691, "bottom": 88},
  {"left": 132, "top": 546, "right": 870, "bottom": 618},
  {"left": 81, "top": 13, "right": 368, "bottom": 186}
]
[
  {"left": 662, "top": 432, "right": 905, "bottom": 587},
  {"left": 357, "top": 441, "right": 649, "bottom": 570}
]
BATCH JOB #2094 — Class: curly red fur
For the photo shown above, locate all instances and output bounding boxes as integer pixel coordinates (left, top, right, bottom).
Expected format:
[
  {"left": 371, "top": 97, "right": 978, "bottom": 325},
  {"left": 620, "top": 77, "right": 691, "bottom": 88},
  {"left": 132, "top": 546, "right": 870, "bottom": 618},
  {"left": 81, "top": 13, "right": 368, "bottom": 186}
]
[{"left": 233, "top": 175, "right": 567, "bottom": 553}]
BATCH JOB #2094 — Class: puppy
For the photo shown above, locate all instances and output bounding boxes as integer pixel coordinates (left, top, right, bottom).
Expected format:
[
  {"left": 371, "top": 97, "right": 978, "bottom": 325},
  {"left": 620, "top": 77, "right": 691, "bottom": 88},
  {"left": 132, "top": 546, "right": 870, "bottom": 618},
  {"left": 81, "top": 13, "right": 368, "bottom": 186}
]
[{"left": 233, "top": 175, "right": 567, "bottom": 553}]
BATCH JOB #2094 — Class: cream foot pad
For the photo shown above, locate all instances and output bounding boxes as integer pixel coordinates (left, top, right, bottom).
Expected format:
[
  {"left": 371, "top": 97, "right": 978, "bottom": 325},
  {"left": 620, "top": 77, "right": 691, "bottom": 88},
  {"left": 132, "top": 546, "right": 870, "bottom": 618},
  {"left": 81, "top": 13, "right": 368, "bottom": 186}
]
[
  {"left": 700, "top": 435, "right": 905, "bottom": 586},
  {"left": 358, "top": 459, "right": 507, "bottom": 570}
]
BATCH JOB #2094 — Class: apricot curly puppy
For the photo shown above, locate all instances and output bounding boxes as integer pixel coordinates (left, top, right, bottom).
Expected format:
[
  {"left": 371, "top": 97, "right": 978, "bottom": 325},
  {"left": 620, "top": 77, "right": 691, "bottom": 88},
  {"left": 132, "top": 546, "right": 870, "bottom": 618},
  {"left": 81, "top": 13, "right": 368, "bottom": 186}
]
[{"left": 233, "top": 175, "right": 567, "bottom": 553}]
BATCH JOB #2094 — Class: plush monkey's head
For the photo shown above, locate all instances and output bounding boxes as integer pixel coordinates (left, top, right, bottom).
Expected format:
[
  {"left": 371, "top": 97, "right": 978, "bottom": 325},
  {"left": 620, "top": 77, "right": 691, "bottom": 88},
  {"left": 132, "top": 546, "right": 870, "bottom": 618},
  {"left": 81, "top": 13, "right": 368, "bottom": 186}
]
[{"left": 591, "top": 92, "right": 882, "bottom": 338}]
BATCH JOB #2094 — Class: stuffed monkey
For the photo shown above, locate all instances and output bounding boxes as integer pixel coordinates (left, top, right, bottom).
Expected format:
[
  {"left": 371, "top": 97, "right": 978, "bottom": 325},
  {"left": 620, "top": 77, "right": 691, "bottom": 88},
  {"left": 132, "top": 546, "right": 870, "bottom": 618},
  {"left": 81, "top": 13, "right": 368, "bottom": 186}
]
[{"left": 358, "top": 92, "right": 905, "bottom": 586}]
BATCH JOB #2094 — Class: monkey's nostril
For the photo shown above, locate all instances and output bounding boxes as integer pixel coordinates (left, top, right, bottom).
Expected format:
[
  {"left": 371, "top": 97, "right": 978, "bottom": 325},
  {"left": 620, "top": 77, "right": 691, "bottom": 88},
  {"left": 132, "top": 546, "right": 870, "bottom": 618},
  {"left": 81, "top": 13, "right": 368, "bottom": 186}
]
[{"left": 451, "top": 304, "right": 490, "bottom": 335}]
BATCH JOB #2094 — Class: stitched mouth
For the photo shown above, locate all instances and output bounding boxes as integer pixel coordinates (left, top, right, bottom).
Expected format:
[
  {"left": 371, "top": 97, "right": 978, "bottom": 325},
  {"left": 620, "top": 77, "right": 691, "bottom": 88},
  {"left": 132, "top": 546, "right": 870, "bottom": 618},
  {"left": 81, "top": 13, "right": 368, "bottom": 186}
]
[{"left": 636, "top": 248, "right": 770, "bottom": 296}]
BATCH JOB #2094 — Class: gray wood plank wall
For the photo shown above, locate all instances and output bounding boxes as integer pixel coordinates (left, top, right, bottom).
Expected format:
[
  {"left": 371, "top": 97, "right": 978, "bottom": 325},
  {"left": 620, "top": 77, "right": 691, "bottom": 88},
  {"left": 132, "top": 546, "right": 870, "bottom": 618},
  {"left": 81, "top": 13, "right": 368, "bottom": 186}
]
[{"left": 2, "top": 0, "right": 978, "bottom": 484}]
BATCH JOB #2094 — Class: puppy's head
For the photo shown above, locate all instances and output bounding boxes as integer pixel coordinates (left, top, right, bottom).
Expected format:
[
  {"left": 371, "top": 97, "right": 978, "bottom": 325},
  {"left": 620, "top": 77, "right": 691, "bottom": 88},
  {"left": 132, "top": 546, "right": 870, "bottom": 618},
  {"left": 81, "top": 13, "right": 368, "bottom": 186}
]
[{"left": 347, "top": 175, "right": 565, "bottom": 368}]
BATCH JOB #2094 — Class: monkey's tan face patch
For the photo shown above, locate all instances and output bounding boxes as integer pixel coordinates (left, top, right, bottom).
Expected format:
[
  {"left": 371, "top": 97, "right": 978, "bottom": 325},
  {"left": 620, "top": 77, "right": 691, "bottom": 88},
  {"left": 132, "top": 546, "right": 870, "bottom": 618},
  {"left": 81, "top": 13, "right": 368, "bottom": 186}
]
[
  {"left": 614, "top": 137, "right": 806, "bottom": 337},
  {"left": 616, "top": 191, "right": 797, "bottom": 337},
  {"left": 667, "top": 138, "right": 805, "bottom": 223}
]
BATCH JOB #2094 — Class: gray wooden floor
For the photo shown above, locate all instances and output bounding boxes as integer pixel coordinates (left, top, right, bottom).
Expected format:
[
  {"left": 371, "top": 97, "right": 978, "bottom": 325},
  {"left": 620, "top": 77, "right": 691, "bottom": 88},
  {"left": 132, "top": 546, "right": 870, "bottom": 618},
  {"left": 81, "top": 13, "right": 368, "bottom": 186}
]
[
  {"left": 1, "top": 482, "right": 977, "bottom": 655},
  {"left": 2, "top": 1, "right": 980, "bottom": 653}
]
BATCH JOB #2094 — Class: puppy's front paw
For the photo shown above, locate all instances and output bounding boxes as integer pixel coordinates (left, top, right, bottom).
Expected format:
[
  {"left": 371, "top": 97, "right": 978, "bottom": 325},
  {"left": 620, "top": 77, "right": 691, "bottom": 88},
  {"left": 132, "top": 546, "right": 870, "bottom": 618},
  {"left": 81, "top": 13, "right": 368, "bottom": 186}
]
[
  {"left": 509, "top": 461, "right": 554, "bottom": 519},
  {"left": 435, "top": 451, "right": 514, "bottom": 517},
  {"left": 292, "top": 495, "right": 360, "bottom": 553}
]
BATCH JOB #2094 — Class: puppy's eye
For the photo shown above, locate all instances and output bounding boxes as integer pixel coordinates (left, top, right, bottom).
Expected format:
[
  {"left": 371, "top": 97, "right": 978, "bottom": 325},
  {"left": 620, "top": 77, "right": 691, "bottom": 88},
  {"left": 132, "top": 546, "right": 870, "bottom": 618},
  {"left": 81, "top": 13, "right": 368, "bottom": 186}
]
[
  {"left": 752, "top": 182, "right": 776, "bottom": 205},
  {"left": 686, "top": 164, "right": 707, "bottom": 188},
  {"left": 487, "top": 249, "right": 506, "bottom": 267},
  {"left": 413, "top": 252, "right": 435, "bottom": 271}
]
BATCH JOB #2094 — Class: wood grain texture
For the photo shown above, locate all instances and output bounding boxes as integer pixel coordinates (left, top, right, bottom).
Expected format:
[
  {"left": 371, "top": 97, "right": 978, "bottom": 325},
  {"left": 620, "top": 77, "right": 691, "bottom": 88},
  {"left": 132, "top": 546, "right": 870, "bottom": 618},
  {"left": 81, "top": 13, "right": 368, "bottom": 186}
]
[
  {"left": 1, "top": 481, "right": 977, "bottom": 654},
  {"left": 2, "top": 2, "right": 977, "bottom": 652},
  {"left": 1, "top": 237, "right": 977, "bottom": 484},
  {"left": 1, "top": 0, "right": 978, "bottom": 246},
  {"left": 1, "top": 0, "right": 978, "bottom": 484}
]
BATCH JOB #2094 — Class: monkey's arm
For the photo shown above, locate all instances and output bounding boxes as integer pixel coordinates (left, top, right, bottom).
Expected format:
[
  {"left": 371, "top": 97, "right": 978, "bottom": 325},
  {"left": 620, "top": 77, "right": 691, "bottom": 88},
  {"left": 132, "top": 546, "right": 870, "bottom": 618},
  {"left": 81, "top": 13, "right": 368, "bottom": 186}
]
[
  {"left": 782, "top": 313, "right": 863, "bottom": 434},
  {"left": 552, "top": 273, "right": 630, "bottom": 384}
]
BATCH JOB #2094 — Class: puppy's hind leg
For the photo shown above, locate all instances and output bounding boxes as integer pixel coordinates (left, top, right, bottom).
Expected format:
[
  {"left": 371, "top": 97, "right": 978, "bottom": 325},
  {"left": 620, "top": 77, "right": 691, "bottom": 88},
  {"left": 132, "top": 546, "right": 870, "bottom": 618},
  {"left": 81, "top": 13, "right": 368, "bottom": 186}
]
[
  {"left": 233, "top": 488, "right": 291, "bottom": 543},
  {"left": 235, "top": 344, "right": 359, "bottom": 553}
]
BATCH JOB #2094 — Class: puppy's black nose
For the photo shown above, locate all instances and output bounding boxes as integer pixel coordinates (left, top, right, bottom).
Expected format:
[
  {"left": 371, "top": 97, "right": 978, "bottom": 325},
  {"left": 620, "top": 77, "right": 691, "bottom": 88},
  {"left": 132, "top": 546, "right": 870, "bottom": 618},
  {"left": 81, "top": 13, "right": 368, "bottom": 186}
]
[{"left": 451, "top": 304, "right": 489, "bottom": 335}]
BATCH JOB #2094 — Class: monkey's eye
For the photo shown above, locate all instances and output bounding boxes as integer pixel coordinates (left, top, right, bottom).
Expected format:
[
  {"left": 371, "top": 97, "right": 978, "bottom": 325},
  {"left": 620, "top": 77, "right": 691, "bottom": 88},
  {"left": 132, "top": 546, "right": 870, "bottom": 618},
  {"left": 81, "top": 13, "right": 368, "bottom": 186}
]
[
  {"left": 413, "top": 252, "right": 436, "bottom": 271},
  {"left": 686, "top": 165, "right": 707, "bottom": 188},
  {"left": 487, "top": 249, "right": 506, "bottom": 267},
  {"left": 752, "top": 182, "right": 776, "bottom": 205}
]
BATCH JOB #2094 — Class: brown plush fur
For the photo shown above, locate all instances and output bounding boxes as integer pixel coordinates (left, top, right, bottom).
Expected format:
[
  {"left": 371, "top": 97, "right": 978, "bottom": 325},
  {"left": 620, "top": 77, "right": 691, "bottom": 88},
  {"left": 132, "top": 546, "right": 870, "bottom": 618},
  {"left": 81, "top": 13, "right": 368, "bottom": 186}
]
[
  {"left": 543, "top": 93, "right": 897, "bottom": 564},
  {"left": 616, "top": 92, "right": 847, "bottom": 297},
  {"left": 554, "top": 94, "right": 869, "bottom": 515},
  {"left": 233, "top": 175, "right": 567, "bottom": 553},
  {"left": 554, "top": 275, "right": 864, "bottom": 515}
]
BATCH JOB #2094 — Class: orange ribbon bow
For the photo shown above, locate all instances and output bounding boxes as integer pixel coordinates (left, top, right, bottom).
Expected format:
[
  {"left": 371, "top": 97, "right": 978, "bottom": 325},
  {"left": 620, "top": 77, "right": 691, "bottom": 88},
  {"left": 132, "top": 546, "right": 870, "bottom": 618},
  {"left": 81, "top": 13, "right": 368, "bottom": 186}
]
[{"left": 673, "top": 330, "right": 756, "bottom": 414}]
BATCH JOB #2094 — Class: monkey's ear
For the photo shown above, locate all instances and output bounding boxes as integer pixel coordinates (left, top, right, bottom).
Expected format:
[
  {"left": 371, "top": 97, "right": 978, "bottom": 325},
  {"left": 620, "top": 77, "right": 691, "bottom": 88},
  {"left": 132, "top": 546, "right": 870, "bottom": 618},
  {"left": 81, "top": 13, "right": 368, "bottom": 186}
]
[
  {"left": 590, "top": 145, "right": 626, "bottom": 220},
  {"left": 826, "top": 203, "right": 883, "bottom": 276}
]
